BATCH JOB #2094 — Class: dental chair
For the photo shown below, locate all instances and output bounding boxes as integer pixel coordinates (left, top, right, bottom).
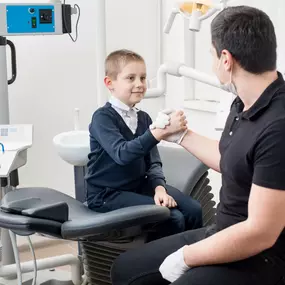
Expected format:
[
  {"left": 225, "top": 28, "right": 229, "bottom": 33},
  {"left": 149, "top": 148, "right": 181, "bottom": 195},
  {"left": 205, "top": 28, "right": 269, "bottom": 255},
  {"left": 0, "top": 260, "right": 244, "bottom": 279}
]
[{"left": 0, "top": 144, "right": 216, "bottom": 285}]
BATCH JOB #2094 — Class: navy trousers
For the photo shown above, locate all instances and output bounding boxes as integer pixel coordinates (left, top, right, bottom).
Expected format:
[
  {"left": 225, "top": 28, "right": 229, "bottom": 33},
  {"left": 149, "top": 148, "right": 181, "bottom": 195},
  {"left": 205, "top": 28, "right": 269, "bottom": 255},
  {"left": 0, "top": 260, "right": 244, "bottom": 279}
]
[{"left": 88, "top": 184, "right": 203, "bottom": 240}]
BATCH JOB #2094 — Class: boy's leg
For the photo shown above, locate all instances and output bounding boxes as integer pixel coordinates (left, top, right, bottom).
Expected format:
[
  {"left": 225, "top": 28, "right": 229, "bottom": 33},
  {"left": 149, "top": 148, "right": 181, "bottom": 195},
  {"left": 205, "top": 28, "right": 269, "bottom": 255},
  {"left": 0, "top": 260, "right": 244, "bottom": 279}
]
[
  {"left": 111, "top": 227, "right": 208, "bottom": 285},
  {"left": 166, "top": 185, "right": 203, "bottom": 230},
  {"left": 88, "top": 190, "right": 155, "bottom": 212},
  {"left": 147, "top": 209, "right": 185, "bottom": 241},
  {"left": 89, "top": 189, "right": 186, "bottom": 238}
]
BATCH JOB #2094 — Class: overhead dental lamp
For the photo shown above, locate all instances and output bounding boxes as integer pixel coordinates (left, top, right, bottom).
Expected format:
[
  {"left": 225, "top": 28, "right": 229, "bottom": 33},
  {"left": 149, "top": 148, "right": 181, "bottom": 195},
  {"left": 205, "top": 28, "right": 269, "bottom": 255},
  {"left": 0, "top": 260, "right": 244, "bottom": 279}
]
[{"left": 164, "top": 0, "right": 232, "bottom": 32}]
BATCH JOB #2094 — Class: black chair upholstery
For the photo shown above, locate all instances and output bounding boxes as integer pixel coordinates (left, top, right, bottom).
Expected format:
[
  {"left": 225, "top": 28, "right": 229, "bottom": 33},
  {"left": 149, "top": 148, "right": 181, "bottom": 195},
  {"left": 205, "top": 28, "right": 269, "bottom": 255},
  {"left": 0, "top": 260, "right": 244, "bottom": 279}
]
[{"left": 0, "top": 144, "right": 217, "bottom": 285}]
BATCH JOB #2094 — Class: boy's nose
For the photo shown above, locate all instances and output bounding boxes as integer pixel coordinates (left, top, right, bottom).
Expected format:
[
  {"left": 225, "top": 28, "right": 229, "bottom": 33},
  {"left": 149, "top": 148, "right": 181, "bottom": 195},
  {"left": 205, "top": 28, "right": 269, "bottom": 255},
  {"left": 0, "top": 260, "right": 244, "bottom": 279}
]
[{"left": 135, "top": 80, "right": 144, "bottom": 88}]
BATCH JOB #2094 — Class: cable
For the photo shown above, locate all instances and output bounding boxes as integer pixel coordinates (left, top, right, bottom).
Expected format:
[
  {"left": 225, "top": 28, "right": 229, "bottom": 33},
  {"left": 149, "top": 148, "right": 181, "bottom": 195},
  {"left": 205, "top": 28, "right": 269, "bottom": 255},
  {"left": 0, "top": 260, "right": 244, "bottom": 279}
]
[
  {"left": 9, "top": 230, "right": 22, "bottom": 285},
  {"left": 63, "top": 0, "right": 81, "bottom": 42},
  {"left": 81, "top": 276, "right": 88, "bottom": 285},
  {"left": 0, "top": 142, "right": 4, "bottom": 153},
  {"left": 27, "top": 236, "right": 37, "bottom": 285}
]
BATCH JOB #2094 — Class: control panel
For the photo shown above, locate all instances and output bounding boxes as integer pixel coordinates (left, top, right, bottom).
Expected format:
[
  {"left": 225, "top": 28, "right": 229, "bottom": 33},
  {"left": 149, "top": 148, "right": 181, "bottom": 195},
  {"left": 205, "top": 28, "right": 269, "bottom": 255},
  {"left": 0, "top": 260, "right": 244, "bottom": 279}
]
[
  {"left": 6, "top": 5, "right": 55, "bottom": 34},
  {"left": 0, "top": 3, "right": 72, "bottom": 36}
]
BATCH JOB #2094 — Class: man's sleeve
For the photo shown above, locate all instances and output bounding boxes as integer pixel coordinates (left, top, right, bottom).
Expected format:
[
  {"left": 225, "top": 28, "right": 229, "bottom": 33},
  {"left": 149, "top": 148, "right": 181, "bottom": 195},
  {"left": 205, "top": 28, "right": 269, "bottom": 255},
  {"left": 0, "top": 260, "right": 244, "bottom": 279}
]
[
  {"left": 90, "top": 110, "right": 159, "bottom": 166},
  {"left": 253, "top": 119, "right": 285, "bottom": 190}
]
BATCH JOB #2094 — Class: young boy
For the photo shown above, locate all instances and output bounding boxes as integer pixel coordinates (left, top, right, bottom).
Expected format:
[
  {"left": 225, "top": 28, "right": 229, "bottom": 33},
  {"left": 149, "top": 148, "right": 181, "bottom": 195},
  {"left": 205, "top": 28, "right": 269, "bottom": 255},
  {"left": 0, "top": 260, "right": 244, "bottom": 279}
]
[{"left": 85, "top": 49, "right": 202, "bottom": 239}]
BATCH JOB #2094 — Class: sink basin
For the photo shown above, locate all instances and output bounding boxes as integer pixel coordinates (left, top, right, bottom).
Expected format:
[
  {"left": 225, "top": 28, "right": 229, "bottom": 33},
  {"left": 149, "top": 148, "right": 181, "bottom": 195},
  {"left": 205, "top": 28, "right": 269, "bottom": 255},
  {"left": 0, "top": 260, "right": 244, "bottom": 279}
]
[{"left": 53, "top": 130, "right": 90, "bottom": 166}]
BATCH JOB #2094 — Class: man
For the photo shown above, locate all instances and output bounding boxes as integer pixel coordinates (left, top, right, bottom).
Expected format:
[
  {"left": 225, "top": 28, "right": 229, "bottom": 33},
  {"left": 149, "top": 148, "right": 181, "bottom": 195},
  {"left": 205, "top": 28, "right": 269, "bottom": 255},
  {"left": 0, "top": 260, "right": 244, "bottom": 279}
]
[{"left": 111, "top": 5, "right": 285, "bottom": 285}]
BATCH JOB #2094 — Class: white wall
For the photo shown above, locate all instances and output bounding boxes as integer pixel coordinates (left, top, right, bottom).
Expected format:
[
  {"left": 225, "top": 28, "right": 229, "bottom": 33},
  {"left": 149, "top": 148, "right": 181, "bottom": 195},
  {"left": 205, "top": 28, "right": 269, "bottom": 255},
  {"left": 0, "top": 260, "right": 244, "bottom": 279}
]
[
  {"left": 5, "top": 0, "right": 285, "bottom": 202},
  {"left": 5, "top": 0, "right": 163, "bottom": 197}
]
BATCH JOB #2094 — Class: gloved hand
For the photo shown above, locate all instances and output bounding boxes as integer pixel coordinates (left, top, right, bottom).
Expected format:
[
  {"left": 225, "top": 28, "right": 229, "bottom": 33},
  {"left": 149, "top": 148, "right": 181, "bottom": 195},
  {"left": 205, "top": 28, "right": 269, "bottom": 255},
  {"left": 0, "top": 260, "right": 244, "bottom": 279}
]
[
  {"left": 150, "top": 108, "right": 175, "bottom": 130},
  {"left": 150, "top": 109, "right": 188, "bottom": 144},
  {"left": 159, "top": 246, "right": 190, "bottom": 283}
]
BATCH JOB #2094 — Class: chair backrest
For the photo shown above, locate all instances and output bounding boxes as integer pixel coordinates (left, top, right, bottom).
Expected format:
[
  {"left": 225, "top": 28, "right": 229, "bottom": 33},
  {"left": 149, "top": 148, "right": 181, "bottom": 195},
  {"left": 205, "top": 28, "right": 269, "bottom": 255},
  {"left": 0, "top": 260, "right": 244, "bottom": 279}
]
[{"left": 158, "top": 144, "right": 209, "bottom": 195}]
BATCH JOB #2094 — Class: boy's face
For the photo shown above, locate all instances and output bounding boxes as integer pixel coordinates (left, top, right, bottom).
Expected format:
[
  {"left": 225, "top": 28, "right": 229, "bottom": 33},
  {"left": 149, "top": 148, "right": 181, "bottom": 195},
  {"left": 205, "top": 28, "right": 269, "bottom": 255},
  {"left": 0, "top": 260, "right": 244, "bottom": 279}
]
[{"left": 105, "top": 61, "right": 147, "bottom": 107}]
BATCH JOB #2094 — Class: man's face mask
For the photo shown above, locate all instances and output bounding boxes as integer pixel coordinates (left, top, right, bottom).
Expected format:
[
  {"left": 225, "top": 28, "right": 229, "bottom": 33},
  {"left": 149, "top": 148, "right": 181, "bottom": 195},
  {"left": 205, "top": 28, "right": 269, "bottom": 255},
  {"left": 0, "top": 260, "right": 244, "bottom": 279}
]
[{"left": 217, "top": 56, "right": 238, "bottom": 95}]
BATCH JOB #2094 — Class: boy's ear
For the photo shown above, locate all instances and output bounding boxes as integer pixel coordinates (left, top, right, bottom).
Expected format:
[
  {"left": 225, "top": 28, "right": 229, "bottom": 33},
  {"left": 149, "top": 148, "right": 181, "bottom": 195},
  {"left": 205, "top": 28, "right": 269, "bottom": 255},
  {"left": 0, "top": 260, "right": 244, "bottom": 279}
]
[{"left": 104, "top": 76, "right": 114, "bottom": 91}]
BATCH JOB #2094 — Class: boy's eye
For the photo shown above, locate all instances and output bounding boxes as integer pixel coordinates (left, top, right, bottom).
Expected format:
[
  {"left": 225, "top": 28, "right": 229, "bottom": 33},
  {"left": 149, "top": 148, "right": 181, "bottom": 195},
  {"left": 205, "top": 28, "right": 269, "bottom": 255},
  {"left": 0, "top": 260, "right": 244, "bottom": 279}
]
[{"left": 128, "top": 76, "right": 134, "bottom": 81}]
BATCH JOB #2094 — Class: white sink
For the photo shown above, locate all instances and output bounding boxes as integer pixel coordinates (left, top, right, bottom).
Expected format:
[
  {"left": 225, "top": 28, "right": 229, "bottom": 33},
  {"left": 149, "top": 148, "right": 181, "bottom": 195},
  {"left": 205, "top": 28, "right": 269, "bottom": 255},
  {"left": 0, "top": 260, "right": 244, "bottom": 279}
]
[{"left": 53, "top": 130, "right": 90, "bottom": 166}]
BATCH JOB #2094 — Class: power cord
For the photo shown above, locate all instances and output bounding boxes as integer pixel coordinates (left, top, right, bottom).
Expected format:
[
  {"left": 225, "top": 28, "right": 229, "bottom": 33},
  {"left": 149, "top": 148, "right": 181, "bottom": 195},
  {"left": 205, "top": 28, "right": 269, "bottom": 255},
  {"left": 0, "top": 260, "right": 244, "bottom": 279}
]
[
  {"left": 9, "top": 231, "right": 38, "bottom": 285},
  {"left": 27, "top": 236, "right": 38, "bottom": 285},
  {"left": 63, "top": 0, "right": 81, "bottom": 42},
  {"left": 9, "top": 230, "right": 22, "bottom": 285},
  {"left": 0, "top": 142, "right": 4, "bottom": 153}
]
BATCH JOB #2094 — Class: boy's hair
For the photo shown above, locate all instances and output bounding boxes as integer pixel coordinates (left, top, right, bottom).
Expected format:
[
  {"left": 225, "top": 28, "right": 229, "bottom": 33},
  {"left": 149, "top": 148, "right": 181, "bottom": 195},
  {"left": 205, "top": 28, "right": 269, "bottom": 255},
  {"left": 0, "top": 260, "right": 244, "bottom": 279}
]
[
  {"left": 105, "top": 49, "right": 145, "bottom": 79},
  {"left": 211, "top": 6, "right": 277, "bottom": 74}
]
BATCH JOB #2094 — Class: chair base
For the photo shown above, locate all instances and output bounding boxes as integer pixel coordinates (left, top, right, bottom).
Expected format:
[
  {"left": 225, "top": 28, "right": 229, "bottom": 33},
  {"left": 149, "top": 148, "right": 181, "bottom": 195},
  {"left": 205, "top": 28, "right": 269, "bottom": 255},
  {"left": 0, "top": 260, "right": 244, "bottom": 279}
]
[
  {"left": 81, "top": 236, "right": 146, "bottom": 285},
  {"left": 0, "top": 269, "right": 77, "bottom": 285}
]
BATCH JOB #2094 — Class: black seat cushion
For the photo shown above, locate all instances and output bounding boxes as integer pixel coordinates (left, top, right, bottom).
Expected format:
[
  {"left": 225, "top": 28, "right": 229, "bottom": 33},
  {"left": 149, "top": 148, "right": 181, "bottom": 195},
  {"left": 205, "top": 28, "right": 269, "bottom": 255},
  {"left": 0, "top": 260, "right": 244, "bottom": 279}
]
[{"left": 0, "top": 188, "right": 170, "bottom": 240}]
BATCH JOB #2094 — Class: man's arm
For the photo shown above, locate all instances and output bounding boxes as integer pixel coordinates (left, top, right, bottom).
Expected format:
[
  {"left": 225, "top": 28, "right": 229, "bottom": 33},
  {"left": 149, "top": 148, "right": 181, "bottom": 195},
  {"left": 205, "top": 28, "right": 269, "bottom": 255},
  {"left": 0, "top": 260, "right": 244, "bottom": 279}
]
[
  {"left": 180, "top": 130, "right": 221, "bottom": 172},
  {"left": 184, "top": 184, "right": 285, "bottom": 267},
  {"left": 184, "top": 120, "right": 285, "bottom": 266}
]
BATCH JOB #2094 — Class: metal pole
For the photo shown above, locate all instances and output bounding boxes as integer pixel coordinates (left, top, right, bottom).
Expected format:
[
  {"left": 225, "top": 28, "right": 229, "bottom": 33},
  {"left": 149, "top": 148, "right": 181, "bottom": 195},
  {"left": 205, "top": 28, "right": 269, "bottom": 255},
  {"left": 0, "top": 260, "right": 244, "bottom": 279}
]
[
  {"left": 94, "top": 0, "right": 107, "bottom": 107},
  {"left": 1, "top": 184, "right": 16, "bottom": 279},
  {"left": 184, "top": 19, "right": 196, "bottom": 100},
  {"left": 0, "top": 36, "right": 9, "bottom": 125},
  {"left": 0, "top": 37, "right": 16, "bottom": 278}
]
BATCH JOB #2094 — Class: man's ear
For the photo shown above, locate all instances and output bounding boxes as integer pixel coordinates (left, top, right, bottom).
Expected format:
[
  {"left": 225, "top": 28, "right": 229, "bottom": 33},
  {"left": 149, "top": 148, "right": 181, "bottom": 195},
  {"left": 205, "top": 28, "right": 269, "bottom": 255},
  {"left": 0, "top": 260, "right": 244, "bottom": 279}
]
[
  {"left": 221, "top": 49, "right": 234, "bottom": 72},
  {"left": 104, "top": 76, "right": 114, "bottom": 91}
]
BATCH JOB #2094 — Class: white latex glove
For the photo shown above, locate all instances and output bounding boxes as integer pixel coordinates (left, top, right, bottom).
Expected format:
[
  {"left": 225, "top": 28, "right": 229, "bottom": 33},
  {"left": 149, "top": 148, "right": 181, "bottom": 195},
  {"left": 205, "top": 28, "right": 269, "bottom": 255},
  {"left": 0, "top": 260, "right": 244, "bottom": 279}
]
[
  {"left": 159, "top": 246, "right": 190, "bottom": 283},
  {"left": 150, "top": 113, "right": 170, "bottom": 130},
  {"left": 150, "top": 109, "right": 188, "bottom": 144},
  {"left": 149, "top": 109, "right": 174, "bottom": 130}
]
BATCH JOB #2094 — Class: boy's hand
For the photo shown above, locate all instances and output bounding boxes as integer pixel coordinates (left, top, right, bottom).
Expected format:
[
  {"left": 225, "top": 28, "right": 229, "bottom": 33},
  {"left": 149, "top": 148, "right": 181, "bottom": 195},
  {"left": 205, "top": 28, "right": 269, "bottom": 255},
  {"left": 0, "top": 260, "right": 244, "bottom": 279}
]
[{"left": 154, "top": 186, "right": 177, "bottom": 208}]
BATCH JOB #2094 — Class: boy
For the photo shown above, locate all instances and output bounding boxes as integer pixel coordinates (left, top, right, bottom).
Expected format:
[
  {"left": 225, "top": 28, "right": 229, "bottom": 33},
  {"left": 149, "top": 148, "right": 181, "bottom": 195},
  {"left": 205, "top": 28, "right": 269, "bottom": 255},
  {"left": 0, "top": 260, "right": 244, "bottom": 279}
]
[{"left": 85, "top": 49, "right": 202, "bottom": 240}]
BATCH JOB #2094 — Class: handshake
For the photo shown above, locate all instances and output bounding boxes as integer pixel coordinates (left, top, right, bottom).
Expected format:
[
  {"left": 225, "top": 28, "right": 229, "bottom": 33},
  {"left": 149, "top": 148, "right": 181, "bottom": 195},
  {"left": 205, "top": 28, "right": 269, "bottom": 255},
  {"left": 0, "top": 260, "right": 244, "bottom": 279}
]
[{"left": 150, "top": 109, "right": 188, "bottom": 144}]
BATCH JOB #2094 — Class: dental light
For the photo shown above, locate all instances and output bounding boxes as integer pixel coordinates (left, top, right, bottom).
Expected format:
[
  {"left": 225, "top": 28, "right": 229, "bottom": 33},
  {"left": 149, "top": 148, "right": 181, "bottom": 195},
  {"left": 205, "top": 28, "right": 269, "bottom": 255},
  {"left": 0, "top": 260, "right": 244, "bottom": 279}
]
[{"left": 165, "top": 0, "right": 234, "bottom": 32}]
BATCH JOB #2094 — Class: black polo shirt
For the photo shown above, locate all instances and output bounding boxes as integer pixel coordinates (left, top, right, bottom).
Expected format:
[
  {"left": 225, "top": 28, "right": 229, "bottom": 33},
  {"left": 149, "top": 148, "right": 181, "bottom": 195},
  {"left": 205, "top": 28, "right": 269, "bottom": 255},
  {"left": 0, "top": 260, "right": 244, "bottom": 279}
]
[{"left": 217, "top": 72, "right": 285, "bottom": 248}]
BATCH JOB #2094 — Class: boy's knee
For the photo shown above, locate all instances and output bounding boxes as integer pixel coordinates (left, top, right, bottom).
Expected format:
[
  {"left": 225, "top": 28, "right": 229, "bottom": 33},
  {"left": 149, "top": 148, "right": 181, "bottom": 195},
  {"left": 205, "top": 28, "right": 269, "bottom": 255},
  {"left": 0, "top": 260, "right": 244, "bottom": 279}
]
[
  {"left": 185, "top": 200, "right": 203, "bottom": 229},
  {"left": 192, "top": 201, "right": 203, "bottom": 228},
  {"left": 170, "top": 209, "right": 185, "bottom": 233}
]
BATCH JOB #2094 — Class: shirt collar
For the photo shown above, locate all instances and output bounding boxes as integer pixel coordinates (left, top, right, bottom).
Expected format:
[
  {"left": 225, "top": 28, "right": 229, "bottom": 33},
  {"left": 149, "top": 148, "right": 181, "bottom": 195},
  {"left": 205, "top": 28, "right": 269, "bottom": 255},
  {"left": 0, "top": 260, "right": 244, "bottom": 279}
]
[
  {"left": 109, "top": 96, "right": 139, "bottom": 113},
  {"left": 233, "top": 72, "right": 285, "bottom": 120}
]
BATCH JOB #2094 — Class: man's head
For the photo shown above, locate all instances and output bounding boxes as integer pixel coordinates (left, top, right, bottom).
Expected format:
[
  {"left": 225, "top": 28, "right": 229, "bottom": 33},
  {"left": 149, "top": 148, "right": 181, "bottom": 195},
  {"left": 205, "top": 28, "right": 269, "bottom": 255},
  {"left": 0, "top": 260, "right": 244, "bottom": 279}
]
[
  {"left": 210, "top": 6, "right": 277, "bottom": 84},
  {"left": 104, "top": 49, "right": 147, "bottom": 107}
]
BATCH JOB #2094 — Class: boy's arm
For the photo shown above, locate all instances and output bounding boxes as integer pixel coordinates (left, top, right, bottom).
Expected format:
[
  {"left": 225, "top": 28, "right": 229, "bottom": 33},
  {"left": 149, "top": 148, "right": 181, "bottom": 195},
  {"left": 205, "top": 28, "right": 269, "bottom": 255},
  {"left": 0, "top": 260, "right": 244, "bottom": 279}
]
[
  {"left": 90, "top": 110, "right": 159, "bottom": 166},
  {"left": 145, "top": 146, "right": 166, "bottom": 190},
  {"left": 144, "top": 113, "right": 166, "bottom": 190}
]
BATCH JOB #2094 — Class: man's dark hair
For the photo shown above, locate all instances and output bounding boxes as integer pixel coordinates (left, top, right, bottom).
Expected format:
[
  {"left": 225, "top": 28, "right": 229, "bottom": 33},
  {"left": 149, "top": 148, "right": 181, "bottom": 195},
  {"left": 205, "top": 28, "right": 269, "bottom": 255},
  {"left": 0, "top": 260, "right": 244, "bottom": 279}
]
[{"left": 211, "top": 6, "right": 277, "bottom": 74}]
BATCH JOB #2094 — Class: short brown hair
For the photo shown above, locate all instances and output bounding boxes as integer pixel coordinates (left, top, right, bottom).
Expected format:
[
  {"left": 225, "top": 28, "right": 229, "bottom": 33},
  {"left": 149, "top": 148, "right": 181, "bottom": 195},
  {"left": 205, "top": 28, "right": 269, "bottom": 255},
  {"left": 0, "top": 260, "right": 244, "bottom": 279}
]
[{"left": 105, "top": 49, "right": 145, "bottom": 79}]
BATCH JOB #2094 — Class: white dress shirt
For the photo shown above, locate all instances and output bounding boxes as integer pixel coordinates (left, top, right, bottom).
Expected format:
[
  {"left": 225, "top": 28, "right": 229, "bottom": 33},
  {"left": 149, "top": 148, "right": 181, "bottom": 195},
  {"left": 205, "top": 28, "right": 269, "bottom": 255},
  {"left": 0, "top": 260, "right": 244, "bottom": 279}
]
[{"left": 109, "top": 96, "right": 139, "bottom": 134}]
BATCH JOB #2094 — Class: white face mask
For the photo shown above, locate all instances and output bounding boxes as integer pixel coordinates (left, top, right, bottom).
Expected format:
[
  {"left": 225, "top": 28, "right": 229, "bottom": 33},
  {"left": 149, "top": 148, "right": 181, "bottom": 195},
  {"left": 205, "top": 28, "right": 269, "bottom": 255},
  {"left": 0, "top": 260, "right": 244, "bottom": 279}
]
[{"left": 217, "top": 57, "right": 238, "bottom": 95}]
